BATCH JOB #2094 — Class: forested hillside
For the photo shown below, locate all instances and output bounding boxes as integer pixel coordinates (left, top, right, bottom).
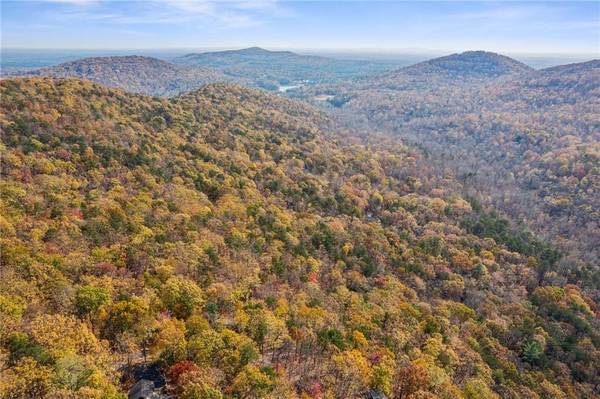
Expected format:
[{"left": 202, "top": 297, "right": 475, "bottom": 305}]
[
  {"left": 376, "top": 50, "right": 533, "bottom": 83},
  {"left": 1, "top": 77, "right": 598, "bottom": 398},
  {"left": 15, "top": 56, "right": 236, "bottom": 97},
  {"left": 299, "top": 53, "right": 600, "bottom": 275}
]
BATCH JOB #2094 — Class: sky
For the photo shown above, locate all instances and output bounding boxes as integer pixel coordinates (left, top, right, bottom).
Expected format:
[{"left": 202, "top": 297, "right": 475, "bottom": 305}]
[{"left": 1, "top": 0, "right": 599, "bottom": 55}]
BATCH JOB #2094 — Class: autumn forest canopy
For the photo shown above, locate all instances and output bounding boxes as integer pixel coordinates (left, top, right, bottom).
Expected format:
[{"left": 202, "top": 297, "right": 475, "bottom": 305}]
[{"left": 0, "top": 46, "right": 599, "bottom": 399}]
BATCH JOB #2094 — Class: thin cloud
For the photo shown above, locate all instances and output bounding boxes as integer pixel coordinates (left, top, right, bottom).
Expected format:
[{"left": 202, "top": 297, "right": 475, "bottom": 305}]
[
  {"left": 45, "top": 0, "right": 98, "bottom": 4},
  {"left": 161, "top": 0, "right": 284, "bottom": 27},
  {"left": 451, "top": 4, "right": 561, "bottom": 22},
  {"left": 447, "top": 3, "right": 598, "bottom": 33},
  {"left": 46, "top": 0, "right": 286, "bottom": 28},
  {"left": 162, "top": 0, "right": 216, "bottom": 14}
]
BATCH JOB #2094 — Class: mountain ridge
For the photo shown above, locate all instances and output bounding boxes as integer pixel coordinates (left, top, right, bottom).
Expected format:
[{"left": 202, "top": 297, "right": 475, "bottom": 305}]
[
  {"left": 363, "top": 50, "right": 535, "bottom": 87},
  {"left": 181, "top": 46, "right": 299, "bottom": 59},
  {"left": 12, "top": 55, "right": 236, "bottom": 97},
  {"left": 539, "top": 58, "right": 600, "bottom": 73},
  {"left": 416, "top": 50, "right": 533, "bottom": 76}
]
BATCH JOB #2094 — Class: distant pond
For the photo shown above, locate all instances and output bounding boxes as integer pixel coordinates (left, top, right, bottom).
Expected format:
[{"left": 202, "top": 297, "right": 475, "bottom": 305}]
[{"left": 277, "top": 84, "right": 303, "bottom": 93}]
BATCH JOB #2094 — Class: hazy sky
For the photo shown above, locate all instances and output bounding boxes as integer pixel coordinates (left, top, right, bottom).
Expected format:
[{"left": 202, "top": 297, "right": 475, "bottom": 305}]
[{"left": 1, "top": 0, "right": 599, "bottom": 55}]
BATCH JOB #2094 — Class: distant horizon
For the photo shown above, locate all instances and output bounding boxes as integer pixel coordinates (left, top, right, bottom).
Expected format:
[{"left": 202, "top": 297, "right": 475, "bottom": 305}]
[
  {"left": 2, "top": 45, "right": 596, "bottom": 74},
  {"left": 2, "top": 46, "right": 597, "bottom": 59}
]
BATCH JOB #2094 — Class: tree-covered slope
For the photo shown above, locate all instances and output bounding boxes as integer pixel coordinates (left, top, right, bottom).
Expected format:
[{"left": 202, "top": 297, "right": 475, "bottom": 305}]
[
  {"left": 406, "top": 50, "right": 533, "bottom": 79},
  {"left": 15, "top": 56, "right": 236, "bottom": 97},
  {"left": 0, "top": 78, "right": 598, "bottom": 399},
  {"left": 299, "top": 54, "right": 600, "bottom": 269}
]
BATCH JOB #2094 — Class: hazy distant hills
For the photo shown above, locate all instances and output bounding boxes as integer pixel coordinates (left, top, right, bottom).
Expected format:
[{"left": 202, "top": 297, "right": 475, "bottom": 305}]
[
  {"left": 175, "top": 46, "right": 405, "bottom": 90},
  {"left": 12, "top": 48, "right": 406, "bottom": 95},
  {"left": 15, "top": 55, "right": 237, "bottom": 97},
  {"left": 300, "top": 51, "right": 600, "bottom": 264},
  {"left": 177, "top": 46, "right": 300, "bottom": 66}
]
